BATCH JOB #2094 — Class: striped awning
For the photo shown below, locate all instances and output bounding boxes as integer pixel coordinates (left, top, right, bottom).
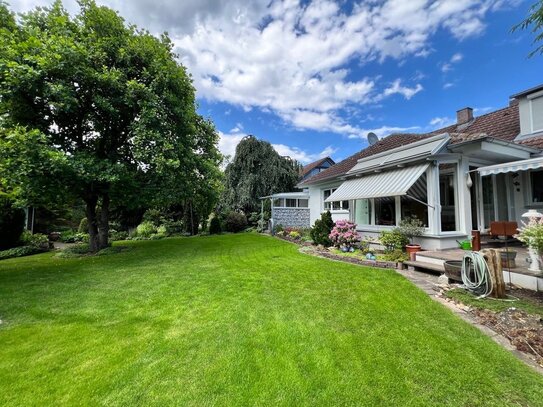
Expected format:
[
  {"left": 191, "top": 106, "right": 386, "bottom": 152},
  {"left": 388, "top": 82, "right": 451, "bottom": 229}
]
[
  {"left": 477, "top": 156, "right": 543, "bottom": 176},
  {"left": 325, "top": 163, "right": 429, "bottom": 202}
]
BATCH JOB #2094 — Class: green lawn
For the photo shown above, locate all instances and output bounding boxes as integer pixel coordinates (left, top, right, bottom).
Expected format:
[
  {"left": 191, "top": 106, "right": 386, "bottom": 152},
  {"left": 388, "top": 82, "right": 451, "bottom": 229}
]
[{"left": 1, "top": 234, "right": 542, "bottom": 406}]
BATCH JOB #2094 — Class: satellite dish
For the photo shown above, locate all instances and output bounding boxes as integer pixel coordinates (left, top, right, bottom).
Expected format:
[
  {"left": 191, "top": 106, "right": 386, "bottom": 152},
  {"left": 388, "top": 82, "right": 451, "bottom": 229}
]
[{"left": 367, "top": 132, "right": 379, "bottom": 146}]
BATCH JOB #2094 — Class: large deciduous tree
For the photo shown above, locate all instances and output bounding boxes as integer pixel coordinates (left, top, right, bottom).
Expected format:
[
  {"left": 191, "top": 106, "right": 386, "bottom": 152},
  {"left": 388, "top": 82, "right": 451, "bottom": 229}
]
[
  {"left": 0, "top": 1, "right": 222, "bottom": 251},
  {"left": 513, "top": 0, "right": 543, "bottom": 56},
  {"left": 222, "top": 136, "right": 301, "bottom": 215}
]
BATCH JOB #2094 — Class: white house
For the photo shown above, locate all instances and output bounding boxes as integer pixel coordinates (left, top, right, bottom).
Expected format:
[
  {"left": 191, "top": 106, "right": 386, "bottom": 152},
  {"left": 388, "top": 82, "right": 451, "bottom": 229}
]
[{"left": 271, "top": 84, "right": 543, "bottom": 250}]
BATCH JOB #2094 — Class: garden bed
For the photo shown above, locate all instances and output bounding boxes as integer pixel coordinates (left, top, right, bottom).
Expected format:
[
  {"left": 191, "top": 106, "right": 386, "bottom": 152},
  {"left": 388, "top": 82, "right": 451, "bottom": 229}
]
[
  {"left": 443, "top": 287, "right": 543, "bottom": 368},
  {"left": 274, "top": 234, "right": 401, "bottom": 269},
  {"left": 304, "top": 246, "right": 401, "bottom": 269}
]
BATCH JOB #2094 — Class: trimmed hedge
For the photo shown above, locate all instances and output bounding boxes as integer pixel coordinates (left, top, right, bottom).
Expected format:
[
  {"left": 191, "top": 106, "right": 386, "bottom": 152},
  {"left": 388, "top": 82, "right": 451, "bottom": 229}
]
[{"left": 0, "top": 246, "right": 45, "bottom": 261}]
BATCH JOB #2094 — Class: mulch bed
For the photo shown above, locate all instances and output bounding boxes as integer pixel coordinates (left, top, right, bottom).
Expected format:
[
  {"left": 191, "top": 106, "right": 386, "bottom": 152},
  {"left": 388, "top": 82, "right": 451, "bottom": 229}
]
[
  {"left": 444, "top": 287, "right": 543, "bottom": 368},
  {"left": 471, "top": 308, "right": 543, "bottom": 367}
]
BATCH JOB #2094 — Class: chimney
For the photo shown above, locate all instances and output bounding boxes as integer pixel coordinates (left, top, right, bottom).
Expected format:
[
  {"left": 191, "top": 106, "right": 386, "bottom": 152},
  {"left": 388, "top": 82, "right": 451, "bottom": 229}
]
[{"left": 456, "top": 107, "right": 473, "bottom": 125}]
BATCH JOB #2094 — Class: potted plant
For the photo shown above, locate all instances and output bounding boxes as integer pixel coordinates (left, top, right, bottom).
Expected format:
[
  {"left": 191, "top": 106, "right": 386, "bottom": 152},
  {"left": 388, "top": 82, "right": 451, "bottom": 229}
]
[
  {"left": 398, "top": 216, "right": 425, "bottom": 261},
  {"left": 515, "top": 214, "right": 543, "bottom": 273}
]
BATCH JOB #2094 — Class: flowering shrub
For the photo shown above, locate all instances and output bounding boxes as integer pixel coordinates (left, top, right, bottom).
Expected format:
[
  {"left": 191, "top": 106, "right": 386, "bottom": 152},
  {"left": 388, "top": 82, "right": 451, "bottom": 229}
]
[
  {"left": 516, "top": 216, "right": 543, "bottom": 255},
  {"left": 329, "top": 220, "right": 359, "bottom": 249},
  {"left": 288, "top": 231, "right": 301, "bottom": 240}
]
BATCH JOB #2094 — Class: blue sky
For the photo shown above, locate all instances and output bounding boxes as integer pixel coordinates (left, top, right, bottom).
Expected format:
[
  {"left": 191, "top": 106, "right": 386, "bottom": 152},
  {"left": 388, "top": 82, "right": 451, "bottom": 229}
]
[{"left": 10, "top": 0, "right": 543, "bottom": 163}]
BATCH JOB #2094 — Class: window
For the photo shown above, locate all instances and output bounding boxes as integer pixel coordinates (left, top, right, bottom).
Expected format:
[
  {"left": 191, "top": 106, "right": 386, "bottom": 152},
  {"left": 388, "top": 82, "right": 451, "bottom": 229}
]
[
  {"left": 298, "top": 199, "right": 309, "bottom": 208},
  {"left": 354, "top": 199, "right": 372, "bottom": 225},
  {"left": 375, "top": 197, "right": 396, "bottom": 226},
  {"left": 323, "top": 189, "right": 349, "bottom": 211},
  {"left": 496, "top": 174, "right": 509, "bottom": 220},
  {"left": 482, "top": 176, "right": 495, "bottom": 228},
  {"left": 286, "top": 199, "right": 297, "bottom": 208},
  {"left": 531, "top": 170, "right": 543, "bottom": 203},
  {"left": 273, "top": 198, "right": 284, "bottom": 207},
  {"left": 272, "top": 198, "right": 309, "bottom": 208},
  {"left": 400, "top": 172, "right": 428, "bottom": 227},
  {"left": 531, "top": 95, "right": 543, "bottom": 132},
  {"left": 439, "top": 164, "right": 458, "bottom": 232}
]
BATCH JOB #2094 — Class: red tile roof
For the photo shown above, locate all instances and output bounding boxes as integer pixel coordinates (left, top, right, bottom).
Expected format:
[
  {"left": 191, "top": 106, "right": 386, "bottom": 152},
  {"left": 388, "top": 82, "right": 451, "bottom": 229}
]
[
  {"left": 518, "top": 134, "right": 543, "bottom": 150},
  {"left": 301, "top": 103, "right": 542, "bottom": 186},
  {"left": 300, "top": 133, "right": 427, "bottom": 185},
  {"left": 429, "top": 104, "right": 520, "bottom": 144},
  {"left": 301, "top": 157, "right": 334, "bottom": 178}
]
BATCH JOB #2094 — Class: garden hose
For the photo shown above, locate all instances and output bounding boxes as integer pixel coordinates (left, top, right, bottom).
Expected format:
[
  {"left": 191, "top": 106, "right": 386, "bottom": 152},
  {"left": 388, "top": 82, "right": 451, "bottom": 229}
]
[{"left": 461, "top": 252, "right": 493, "bottom": 298}]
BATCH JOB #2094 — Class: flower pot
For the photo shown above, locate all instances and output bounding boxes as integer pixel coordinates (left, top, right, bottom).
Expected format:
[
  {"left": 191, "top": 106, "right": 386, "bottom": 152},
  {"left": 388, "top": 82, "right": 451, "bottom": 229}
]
[{"left": 405, "top": 244, "right": 422, "bottom": 261}]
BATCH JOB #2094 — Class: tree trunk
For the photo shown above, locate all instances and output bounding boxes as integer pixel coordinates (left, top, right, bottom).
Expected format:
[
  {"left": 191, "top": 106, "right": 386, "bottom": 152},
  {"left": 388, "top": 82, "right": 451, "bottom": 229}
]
[
  {"left": 98, "top": 193, "right": 110, "bottom": 250},
  {"left": 85, "top": 195, "right": 99, "bottom": 252},
  {"left": 85, "top": 193, "right": 110, "bottom": 252}
]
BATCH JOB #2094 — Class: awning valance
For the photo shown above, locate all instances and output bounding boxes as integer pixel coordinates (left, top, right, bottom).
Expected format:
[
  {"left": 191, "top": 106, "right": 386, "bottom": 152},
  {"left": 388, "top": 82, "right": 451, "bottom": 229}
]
[
  {"left": 325, "top": 163, "right": 429, "bottom": 202},
  {"left": 477, "top": 156, "right": 543, "bottom": 176}
]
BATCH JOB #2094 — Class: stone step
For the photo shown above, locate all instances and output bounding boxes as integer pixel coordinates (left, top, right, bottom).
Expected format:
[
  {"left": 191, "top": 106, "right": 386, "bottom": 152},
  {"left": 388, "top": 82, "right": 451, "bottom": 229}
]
[{"left": 404, "top": 260, "right": 445, "bottom": 273}]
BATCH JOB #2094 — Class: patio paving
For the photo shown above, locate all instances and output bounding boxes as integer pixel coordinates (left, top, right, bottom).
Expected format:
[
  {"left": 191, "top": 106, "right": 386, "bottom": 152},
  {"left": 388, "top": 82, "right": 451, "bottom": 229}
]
[{"left": 419, "top": 245, "right": 541, "bottom": 277}]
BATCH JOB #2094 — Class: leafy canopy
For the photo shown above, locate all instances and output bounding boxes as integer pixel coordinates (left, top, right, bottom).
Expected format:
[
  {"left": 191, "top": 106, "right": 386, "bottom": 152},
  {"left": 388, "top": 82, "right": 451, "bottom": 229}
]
[
  {"left": 222, "top": 136, "right": 301, "bottom": 215},
  {"left": 0, "top": 0, "right": 222, "bottom": 249},
  {"left": 513, "top": 0, "right": 543, "bottom": 57}
]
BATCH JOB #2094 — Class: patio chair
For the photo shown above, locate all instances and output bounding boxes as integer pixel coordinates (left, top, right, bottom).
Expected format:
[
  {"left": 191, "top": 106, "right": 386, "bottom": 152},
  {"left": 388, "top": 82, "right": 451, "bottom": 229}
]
[{"left": 489, "top": 221, "right": 518, "bottom": 240}]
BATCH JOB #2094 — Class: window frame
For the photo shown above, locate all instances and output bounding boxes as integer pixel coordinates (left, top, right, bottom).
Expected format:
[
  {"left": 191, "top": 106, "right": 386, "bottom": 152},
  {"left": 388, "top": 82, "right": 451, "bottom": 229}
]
[
  {"left": 272, "top": 198, "right": 310, "bottom": 209},
  {"left": 528, "top": 169, "right": 543, "bottom": 206},
  {"left": 529, "top": 93, "right": 543, "bottom": 133},
  {"left": 438, "top": 164, "right": 460, "bottom": 233},
  {"left": 323, "top": 188, "right": 349, "bottom": 211}
]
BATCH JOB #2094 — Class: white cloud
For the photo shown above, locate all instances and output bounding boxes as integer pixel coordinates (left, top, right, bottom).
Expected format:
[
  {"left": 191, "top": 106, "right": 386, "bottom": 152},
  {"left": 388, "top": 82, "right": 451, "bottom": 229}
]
[
  {"left": 451, "top": 53, "right": 463, "bottom": 63},
  {"left": 9, "top": 0, "right": 508, "bottom": 137},
  {"left": 441, "top": 52, "right": 463, "bottom": 72},
  {"left": 218, "top": 130, "right": 336, "bottom": 164},
  {"left": 229, "top": 123, "right": 244, "bottom": 133},
  {"left": 272, "top": 144, "right": 337, "bottom": 164},
  {"left": 443, "top": 82, "right": 455, "bottom": 89},
  {"left": 380, "top": 79, "right": 423, "bottom": 100},
  {"left": 218, "top": 131, "right": 245, "bottom": 159},
  {"left": 347, "top": 125, "right": 420, "bottom": 140},
  {"left": 171, "top": 0, "right": 505, "bottom": 136},
  {"left": 429, "top": 116, "right": 455, "bottom": 128}
]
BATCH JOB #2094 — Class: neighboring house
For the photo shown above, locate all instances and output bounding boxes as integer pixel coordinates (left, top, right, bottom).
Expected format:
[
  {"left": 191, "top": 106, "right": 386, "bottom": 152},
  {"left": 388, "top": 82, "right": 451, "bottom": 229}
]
[
  {"left": 280, "top": 84, "right": 543, "bottom": 250},
  {"left": 300, "top": 157, "right": 335, "bottom": 182},
  {"left": 262, "top": 157, "right": 334, "bottom": 229}
]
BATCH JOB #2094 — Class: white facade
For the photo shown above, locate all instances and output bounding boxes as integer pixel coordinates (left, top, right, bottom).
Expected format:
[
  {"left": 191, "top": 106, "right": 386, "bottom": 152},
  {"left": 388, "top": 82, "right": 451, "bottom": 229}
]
[
  {"left": 272, "top": 85, "right": 543, "bottom": 250},
  {"left": 304, "top": 134, "right": 541, "bottom": 250}
]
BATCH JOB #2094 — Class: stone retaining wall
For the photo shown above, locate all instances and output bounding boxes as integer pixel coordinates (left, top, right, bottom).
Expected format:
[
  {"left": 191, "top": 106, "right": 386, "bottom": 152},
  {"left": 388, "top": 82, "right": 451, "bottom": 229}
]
[{"left": 273, "top": 208, "right": 310, "bottom": 228}]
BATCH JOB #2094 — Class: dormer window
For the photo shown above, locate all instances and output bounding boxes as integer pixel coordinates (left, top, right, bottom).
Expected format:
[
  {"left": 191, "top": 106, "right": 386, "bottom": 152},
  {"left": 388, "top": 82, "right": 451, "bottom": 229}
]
[
  {"left": 511, "top": 85, "right": 543, "bottom": 137},
  {"left": 529, "top": 93, "right": 543, "bottom": 133}
]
